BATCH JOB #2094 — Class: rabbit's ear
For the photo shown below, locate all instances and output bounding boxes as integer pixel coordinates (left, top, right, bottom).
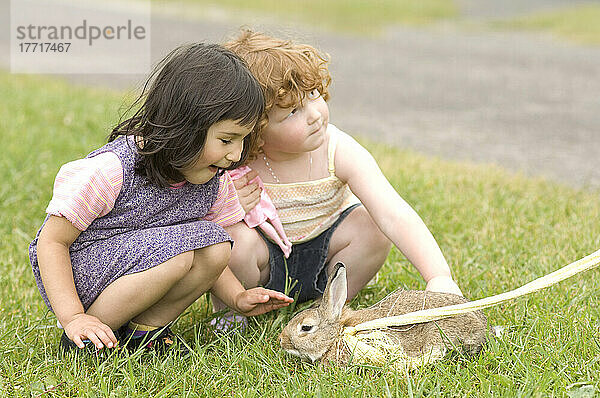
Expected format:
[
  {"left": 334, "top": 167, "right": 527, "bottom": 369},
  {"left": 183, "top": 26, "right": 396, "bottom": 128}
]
[{"left": 321, "top": 262, "right": 347, "bottom": 321}]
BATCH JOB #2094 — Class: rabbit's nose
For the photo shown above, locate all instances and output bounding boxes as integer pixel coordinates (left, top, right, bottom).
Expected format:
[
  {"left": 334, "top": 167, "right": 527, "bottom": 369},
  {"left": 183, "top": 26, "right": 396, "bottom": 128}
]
[{"left": 278, "top": 331, "right": 288, "bottom": 346}]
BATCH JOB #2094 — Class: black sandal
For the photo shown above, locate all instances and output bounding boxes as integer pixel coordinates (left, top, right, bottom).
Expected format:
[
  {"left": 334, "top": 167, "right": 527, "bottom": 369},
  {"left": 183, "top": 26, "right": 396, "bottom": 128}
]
[{"left": 118, "top": 325, "right": 190, "bottom": 356}]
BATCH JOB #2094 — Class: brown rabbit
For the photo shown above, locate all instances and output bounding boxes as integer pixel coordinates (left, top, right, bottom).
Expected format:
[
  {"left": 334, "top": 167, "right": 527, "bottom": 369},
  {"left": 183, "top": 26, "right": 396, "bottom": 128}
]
[{"left": 279, "top": 263, "right": 488, "bottom": 367}]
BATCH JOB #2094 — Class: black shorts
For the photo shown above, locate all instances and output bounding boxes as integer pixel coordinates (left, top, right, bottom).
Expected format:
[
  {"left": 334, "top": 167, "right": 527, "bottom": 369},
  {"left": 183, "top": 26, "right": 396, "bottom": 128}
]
[{"left": 261, "top": 203, "right": 361, "bottom": 303}]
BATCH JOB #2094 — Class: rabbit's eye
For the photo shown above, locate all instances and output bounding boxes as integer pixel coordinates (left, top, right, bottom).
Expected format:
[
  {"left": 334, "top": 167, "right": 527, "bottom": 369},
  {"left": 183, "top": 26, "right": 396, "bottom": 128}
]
[{"left": 301, "top": 325, "right": 313, "bottom": 332}]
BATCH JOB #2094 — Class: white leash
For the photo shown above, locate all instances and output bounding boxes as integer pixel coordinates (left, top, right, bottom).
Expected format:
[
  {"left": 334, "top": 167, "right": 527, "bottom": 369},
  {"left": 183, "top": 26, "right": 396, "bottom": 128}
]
[{"left": 345, "top": 248, "right": 600, "bottom": 335}]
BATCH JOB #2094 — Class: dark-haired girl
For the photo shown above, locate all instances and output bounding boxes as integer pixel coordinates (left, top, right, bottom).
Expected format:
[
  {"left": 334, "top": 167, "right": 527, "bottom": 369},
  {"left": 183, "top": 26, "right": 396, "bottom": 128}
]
[{"left": 28, "top": 43, "right": 292, "bottom": 354}]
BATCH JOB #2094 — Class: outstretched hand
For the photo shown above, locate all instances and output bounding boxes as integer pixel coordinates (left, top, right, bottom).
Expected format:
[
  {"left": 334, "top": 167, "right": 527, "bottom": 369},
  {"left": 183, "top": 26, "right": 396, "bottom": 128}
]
[
  {"left": 63, "top": 313, "right": 118, "bottom": 350},
  {"left": 235, "top": 287, "right": 294, "bottom": 317}
]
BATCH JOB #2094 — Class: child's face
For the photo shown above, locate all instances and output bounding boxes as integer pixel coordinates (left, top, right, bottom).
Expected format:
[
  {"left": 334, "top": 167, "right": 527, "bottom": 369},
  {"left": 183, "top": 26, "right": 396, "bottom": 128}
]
[
  {"left": 261, "top": 90, "right": 329, "bottom": 154},
  {"left": 181, "top": 119, "right": 252, "bottom": 184}
]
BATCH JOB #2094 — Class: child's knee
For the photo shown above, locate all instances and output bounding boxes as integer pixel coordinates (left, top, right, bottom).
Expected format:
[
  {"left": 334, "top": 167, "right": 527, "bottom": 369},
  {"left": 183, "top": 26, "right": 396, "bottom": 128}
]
[
  {"left": 193, "top": 241, "right": 231, "bottom": 274},
  {"left": 168, "top": 251, "right": 196, "bottom": 278},
  {"left": 354, "top": 208, "right": 392, "bottom": 256},
  {"left": 370, "top": 223, "right": 392, "bottom": 254},
  {"left": 227, "top": 222, "right": 256, "bottom": 249},
  {"left": 226, "top": 223, "right": 268, "bottom": 269}
]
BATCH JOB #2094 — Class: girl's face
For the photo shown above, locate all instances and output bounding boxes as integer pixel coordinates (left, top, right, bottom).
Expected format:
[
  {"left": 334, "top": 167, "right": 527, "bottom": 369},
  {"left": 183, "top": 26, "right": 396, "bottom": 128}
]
[
  {"left": 261, "top": 90, "right": 329, "bottom": 156},
  {"left": 180, "top": 119, "right": 252, "bottom": 184}
]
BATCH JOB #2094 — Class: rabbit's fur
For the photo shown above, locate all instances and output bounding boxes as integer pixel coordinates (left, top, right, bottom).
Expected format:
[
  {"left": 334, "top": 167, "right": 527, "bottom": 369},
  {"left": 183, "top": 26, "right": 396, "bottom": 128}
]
[{"left": 279, "top": 263, "right": 487, "bottom": 366}]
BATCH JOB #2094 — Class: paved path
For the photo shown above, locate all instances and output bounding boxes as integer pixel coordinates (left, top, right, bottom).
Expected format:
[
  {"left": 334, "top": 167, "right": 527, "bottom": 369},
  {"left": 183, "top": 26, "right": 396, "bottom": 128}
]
[{"left": 3, "top": 0, "right": 599, "bottom": 189}]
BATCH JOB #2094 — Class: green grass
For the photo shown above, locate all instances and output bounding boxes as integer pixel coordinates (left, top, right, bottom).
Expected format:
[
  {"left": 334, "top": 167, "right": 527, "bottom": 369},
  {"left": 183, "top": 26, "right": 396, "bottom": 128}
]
[
  {"left": 492, "top": 3, "right": 600, "bottom": 45},
  {"left": 152, "top": 0, "right": 458, "bottom": 34},
  {"left": 1, "top": 71, "right": 600, "bottom": 396}
]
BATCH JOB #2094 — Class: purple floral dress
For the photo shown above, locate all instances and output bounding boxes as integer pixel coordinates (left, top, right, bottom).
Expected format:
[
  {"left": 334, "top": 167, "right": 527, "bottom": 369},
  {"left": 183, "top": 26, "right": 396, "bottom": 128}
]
[{"left": 29, "top": 136, "right": 231, "bottom": 311}]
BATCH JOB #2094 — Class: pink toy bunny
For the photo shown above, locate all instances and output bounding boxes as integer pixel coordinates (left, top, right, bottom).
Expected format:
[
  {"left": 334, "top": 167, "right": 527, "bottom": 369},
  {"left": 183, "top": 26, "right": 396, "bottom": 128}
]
[{"left": 227, "top": 166, "right": 292, "bottom": 258}]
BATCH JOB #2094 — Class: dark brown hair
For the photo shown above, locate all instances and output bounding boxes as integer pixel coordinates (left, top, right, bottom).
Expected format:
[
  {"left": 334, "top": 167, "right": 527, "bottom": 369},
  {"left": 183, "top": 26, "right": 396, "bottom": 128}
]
[{"left": 110, "top": 43, "right": 264, "bottom": 187}]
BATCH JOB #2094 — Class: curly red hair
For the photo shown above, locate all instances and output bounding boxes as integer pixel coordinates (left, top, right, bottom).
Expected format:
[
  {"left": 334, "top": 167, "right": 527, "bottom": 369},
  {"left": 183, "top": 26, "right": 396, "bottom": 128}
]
[{"left": 225, "top": 29, "right": 332, "bottom": 115}]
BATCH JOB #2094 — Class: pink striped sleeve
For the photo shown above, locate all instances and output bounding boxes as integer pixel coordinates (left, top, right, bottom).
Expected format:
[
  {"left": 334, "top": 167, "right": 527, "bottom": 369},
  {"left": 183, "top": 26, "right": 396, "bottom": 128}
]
[
  {"left": 46, "top": 152, "right": 123, "bottom": 231},
  {"left": 203, "top": 173, "right": 245, "bottom": 228}
]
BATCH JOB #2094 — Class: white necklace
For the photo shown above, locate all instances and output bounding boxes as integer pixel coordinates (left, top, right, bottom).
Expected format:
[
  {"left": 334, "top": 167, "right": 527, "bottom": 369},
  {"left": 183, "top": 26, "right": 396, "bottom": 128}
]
[{"left": 262, "top": 151, "right": 312, "bottom": 184}]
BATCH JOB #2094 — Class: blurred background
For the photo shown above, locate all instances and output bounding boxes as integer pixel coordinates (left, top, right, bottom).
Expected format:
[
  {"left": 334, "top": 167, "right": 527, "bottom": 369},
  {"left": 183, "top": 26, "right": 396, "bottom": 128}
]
[{"left": 3, "top": 0, "right": 600, "bottom": 189}]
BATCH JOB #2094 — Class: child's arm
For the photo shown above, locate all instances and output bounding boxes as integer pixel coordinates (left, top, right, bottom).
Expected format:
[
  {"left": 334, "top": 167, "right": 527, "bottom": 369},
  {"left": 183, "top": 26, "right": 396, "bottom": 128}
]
[
  {"left": 37, "top": 216, "right": 118, "bottom": 349},
  {"left": 210, "top": 266, "right": 293, "bottom": 316},
  {"left": 334, "top": 131, "right": 462, "bottom": 295}
]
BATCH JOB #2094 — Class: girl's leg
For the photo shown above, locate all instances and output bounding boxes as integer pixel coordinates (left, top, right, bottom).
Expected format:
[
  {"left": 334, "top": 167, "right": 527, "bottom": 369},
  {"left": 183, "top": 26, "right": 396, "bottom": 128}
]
[
  {"left": 326, "top": 206, "right": 392, "bottom": 300},
  {"left": 86, "top": 241, "right": 231, "bottom": 330},
  {"left": 211, "top": 222, "right": 269, "bottom": 312}
]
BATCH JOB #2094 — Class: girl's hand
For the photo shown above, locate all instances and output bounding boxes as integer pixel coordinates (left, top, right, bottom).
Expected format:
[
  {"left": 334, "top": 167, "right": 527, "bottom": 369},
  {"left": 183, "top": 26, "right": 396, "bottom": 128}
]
[
  {"left": 63, "top": 313, "right": 118, "bottom": 350},
  {"left": 232, "top": 170, "right": 261, "bottom": 213},
  {"left": 235, "top": 287, "right": 293, "bottom": 317},
  {"left": 426, "top": 276, "right": 463, "bottom": 297}
]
